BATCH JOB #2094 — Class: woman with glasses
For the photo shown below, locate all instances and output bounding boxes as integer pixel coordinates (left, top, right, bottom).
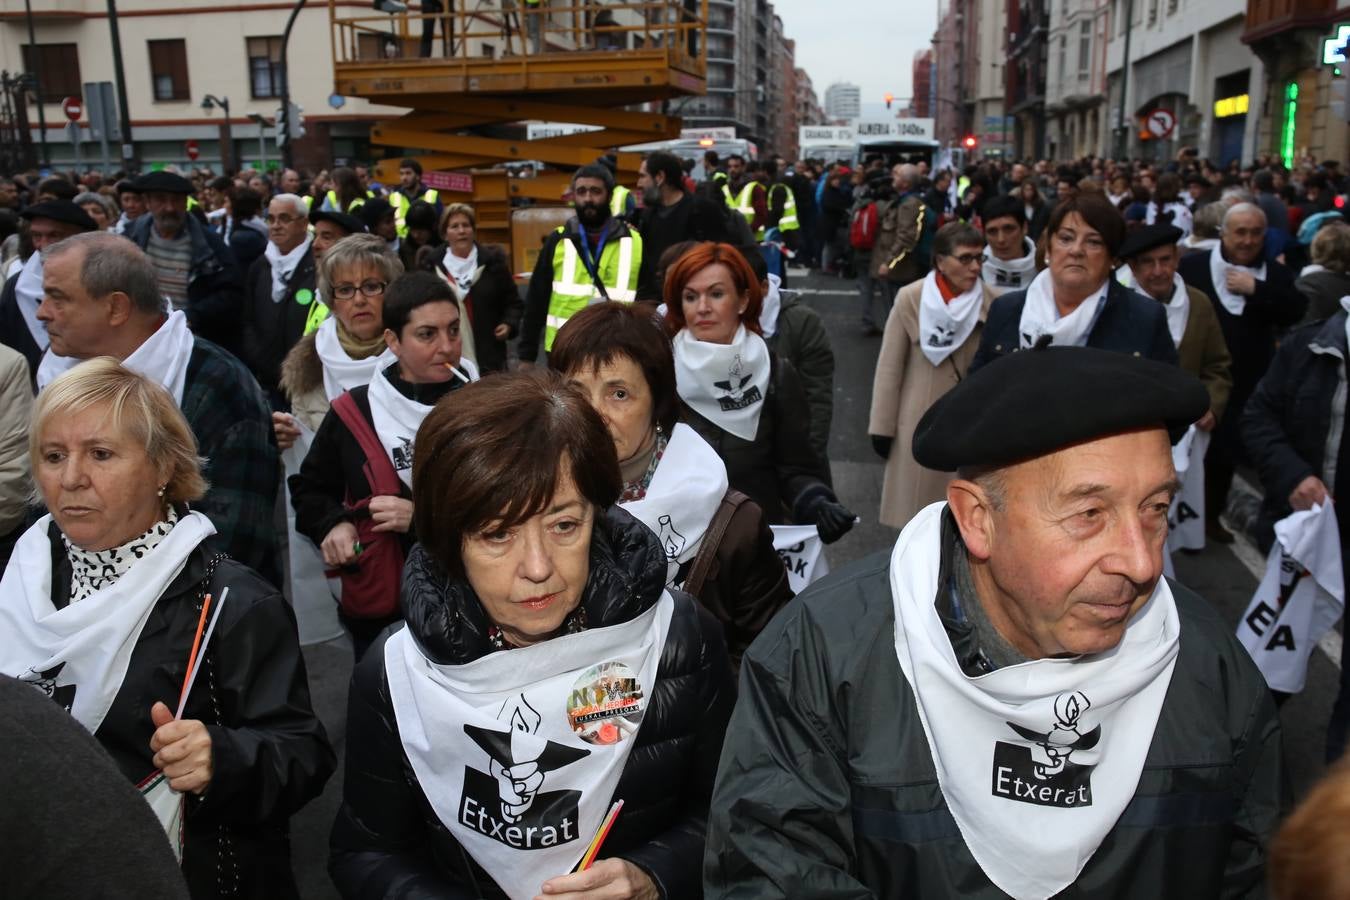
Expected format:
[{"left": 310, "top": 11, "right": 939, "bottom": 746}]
[
  {"left": 968, "top": 194, "right": 1177, "bottom": 374},
  {"left": 868, "top": 222, "right": 996, "bottom": 528}
]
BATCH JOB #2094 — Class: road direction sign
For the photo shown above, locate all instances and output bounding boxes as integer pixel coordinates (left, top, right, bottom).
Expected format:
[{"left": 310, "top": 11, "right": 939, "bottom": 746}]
[
  {"left": 1145, "top": 108, "right": 1176, "bottom": 139},
  {"left": 61, "top": 96, "right": 83, "bottom": 122}
]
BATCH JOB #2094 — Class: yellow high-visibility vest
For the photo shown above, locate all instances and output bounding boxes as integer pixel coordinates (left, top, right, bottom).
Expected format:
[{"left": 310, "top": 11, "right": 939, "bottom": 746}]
[
  {"left": 609, "top": 185, "right": 632, "bottom": 218},
  {"left": 389, "top": 188, "right": 441, "bottom": 237},
  {"left": 544, "top": 225, "right": 643, "bottom": 351},
  {"left": 769, "top": 183, "right": 799, "bottom": 234},
  {"left": 325, "top": 190, "right": 366, "bottom": 214},
  {"left": 723, "top": 182, "right": 760, "bottom": 225}
]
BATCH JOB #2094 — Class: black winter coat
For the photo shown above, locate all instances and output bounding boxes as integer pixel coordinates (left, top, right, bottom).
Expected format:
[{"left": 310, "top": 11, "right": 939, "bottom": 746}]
[
  {"left": 128, "top": 214, "right": 247, "bottom": 352},
  {"left": 329, "top": 507, "right": 736, "bottom": 899},
  {"left": 424, "top": 243, "right": 523, "bottom": 373},
  {"left": 44, "top": 524, "right": 335, "bottom": 899},
  {"left": 241, "top": 246, "right": 319, "bottom": 395},
  {"left": 707, "top": 552, "right": 1282, "bottom": 899},
  {"left": 0, "top": 269, "right": 40, "bottom": 384},
  {"left": 681, "top": 351, "right": 834, "bottom": 524},
  {"left": 1242, "top": 312, "right": 1349, "bottom": 551},
  {"left": 968, "top": 278, "right": 1179, "bottom": 374}
]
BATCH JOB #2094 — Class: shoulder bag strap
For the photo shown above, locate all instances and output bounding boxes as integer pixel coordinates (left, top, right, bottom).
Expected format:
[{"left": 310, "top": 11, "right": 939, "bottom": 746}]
[
  {"left": 683, "top": 489, "right": 751, "bottom": 599},
  {"left": 330, "top": 391, "right": 403, "bottom": 498}
]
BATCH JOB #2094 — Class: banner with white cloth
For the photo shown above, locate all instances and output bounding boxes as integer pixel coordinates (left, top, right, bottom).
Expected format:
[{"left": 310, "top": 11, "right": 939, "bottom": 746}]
[
  {"left": 281, "top": 424, "right": 343, "bottom": 646},
  {"left": 889, "top": 502, "right": 1179, "bottom": 900},
  {"left": 1166, "top": 426, "right": 1208, "bottom": 554},
  {"left": 1236, "top": 502, "right": 1344, "bottom": 693},
  {"left": 385, "top": 594, "right": 675, "bottom": 900},
  {"left": 770, "top": 524, "right": 831, "bottom": 594}
]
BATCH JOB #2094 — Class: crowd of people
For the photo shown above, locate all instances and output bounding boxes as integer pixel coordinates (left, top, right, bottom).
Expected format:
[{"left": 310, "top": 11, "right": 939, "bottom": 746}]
[{"left": 0, "top": 143, "right": 1348, "bottom": 898}]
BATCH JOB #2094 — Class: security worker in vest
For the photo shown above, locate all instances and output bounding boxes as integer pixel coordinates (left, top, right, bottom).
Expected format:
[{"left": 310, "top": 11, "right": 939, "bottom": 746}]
[
  {"left": 390, "top": 158, "right": 442, "bottom": 238},
  {"left": 762, "top": 161, "right": 801, "bottom": 248},
  {"left": 518, "top": 164, "right": 644, "bottom": 365},
  {"left": 723, "top": 155, "right": 768, "bottom": 238},
  {"left": 596, "top": 154, "right": 637, "bottom": 221}
]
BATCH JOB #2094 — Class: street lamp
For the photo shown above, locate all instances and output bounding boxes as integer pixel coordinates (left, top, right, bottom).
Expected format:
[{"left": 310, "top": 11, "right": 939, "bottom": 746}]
[
  {"left": 247, "top": 112, "right": 272, "bottom": 171},
  {"left": 201, "top": 93, "right": 233, "bottom": 172}
]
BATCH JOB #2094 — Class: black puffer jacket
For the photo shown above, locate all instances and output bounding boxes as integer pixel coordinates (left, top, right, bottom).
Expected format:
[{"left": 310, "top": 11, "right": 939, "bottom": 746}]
[
  {"left": 329, "top": 506, "right": 736, "bottom": 899},
  {"left": 45, "top": 523, "right": 335, "bottom": 899}
]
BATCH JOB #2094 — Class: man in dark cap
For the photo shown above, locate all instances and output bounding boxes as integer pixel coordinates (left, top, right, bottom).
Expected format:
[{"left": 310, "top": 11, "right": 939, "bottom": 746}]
[
  {"left": 126, "top": 170, "right": 245, "bottom": 351},
  {"left": 1118, "top": 223, "right": 1231, "bottom": 433},
  {"left": 706, "top": 346, "right": 1280, "bottom": 899},
  {"left": 309, "top": 207, "right": 366, "bottom": 265},
  {"left": 359, "top": 196, "right": 400, "bottom": 256},
  {"left": 0, "top": 201, "right": 98, "bottom": 379}
]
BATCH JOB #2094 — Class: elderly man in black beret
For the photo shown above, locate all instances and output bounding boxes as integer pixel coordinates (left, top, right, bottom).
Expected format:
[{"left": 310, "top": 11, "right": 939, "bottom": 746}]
[
  {"left": 125, "top": 170, "right": 245, "bottom": 351},
  {"left": 1118, "top": 223, "right": 1232, "bottom": 433},
  {"left": 0, "top": 201, "right": 98, "bottom": 380},
  {"left": 706, "top": 346, "right": 1280, "bottom": 899}
]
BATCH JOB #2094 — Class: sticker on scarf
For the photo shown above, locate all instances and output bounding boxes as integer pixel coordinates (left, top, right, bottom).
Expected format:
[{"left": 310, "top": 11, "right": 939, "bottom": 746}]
[
  {"left": 567, "top": 661, "right": 646, "bottom": 745},
  {"left": 770, "top": 524, "right": 831, "bottom": 594}
]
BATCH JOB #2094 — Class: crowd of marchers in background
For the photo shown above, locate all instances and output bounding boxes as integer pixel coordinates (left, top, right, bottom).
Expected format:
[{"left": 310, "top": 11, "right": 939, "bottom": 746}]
[{"left": 3, "top": 140, "right": 1350, "bottom": 900}]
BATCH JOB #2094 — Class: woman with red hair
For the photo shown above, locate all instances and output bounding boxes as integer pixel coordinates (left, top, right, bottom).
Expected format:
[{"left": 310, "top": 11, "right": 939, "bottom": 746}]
[{"left": 663, "top": 243, "right": 854, "bottom": 542}]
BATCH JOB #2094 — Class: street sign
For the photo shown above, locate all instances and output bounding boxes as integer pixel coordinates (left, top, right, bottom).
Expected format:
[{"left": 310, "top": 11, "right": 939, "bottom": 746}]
[
  {"left": 61, "top": 96, "right": 83, "bottom": 122},
  {"left": 1144, "top": 108, "right": 1176, "bottom": 139},
  {"left": 855, "top": 118, "right": 936, "bottom": 142},
  {"left": 423, "top": 171, "right": 474, "bottom": 193},
  {"left": 185, "top": 139, "right": 200, "bottom": 161}
]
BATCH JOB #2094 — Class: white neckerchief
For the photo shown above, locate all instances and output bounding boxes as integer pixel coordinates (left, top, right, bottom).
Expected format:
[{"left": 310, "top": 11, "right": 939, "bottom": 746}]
[
  {"left": 0, "top": 511, "right": 216, "bottom": 734},
  {"left": 1182, "top": 236, "right": 1219, "bottom": 254},
  {"left": 1208, "top": 245, "right": 1266, "bottom": 317},
  {"left": 384, "top": 592, "right": 675, "bottom": 900},
  {"left": 1107, "top": 191, "right": 1127, "bottom": 208},
  {"left": 1237, "top": 502, "right": 1344, "bottom": 693},
  {"left": 1300, "top": 263, "right": 1327, "bottom": 277},
  {"left": 64, "top": 507, "right": 179, "bottom": 604},
  {"left": 13, "top": 252, "right": 48, "bottom": 350},
  {"left": 890, "top": 503, "right": 1179, "bottom": 900},
  {"left": 1146, "top": 201, "right": 1193, "bottom": 238},
  {"left": 620, "top": 424, "right": 729, "bottom": 586},
  {"left": 758, "top": 273, "right": 782, "bottom": 338},
  {"left": 441, "top": 244, "right": 479, "bottom": 294},
  {"left": 1018, "top": 269, "right": 1107, "bottom": 349},
  {"left": 673, "top": 324, "right": 771, "bottom": 442},
  {"left": 313, "top": 316, "right": 396, "bottom": 401},
  {"left": 38, "top": 310, "right": 195, "bottom": 406},
  {"left": 367, "top": 359, "right": 480, "bottom": 489},
  {"left": 264, "top": 236, "right": 312, "bottom": 303},
  {"left": 982, "top": 237, "right": 1038, "bottom": 296},
  {"left": 918, "top": 271, "right": 984, "bottom": 366},
  {"left": 1117, "top": 267, "right": 1189, "bottom": 348}
]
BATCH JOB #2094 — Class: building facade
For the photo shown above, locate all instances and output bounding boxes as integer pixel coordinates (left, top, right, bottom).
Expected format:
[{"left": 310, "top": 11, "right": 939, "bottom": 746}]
[
  {"left": 1044, "top": 0, "right": 1107, "bottom": 161},
  {"left": 911, "top": 49, "right": 934, "bottom": 119},
  {"left": 824, "top": 81, "right": 861, "bottom": 121}
]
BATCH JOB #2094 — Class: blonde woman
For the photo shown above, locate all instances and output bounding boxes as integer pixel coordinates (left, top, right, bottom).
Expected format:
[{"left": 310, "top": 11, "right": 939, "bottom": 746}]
[{"left": 424, "top": 202, "right": 522, "bottom": 372}]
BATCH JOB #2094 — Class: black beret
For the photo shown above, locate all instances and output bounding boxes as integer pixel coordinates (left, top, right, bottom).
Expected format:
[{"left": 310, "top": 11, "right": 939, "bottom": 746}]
[
  {"left": 912, "top": 345, "right": 1210, "bottom": 471},
  {"left": 132, "top": 171, "right": 195, "bottom": 194},
  {"left": 309, "top": 208, "right": 366, "bottom": 234},
  {"left": 1117, "top": 224, "right": 1183, "bottom": 260},
  {"left": 21, "top": 200, "right": 98, "bottom": 232}
]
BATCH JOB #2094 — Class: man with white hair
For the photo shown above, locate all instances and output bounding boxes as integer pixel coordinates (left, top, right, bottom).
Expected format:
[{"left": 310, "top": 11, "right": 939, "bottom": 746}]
[
  {"left": 1180, "top": 201, "right": 1305, "bottom": 543},
  {"left": 242, "top": 193, "right": 318, "bottom": 406}
]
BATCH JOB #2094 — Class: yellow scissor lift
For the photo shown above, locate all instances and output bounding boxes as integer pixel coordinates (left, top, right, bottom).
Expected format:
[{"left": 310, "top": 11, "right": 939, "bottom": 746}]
[{"left": 328, "top": 0, "right": 708, "bottom": 269}]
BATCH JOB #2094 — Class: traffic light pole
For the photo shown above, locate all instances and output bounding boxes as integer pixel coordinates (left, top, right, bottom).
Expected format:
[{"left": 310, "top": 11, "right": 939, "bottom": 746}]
[
  {"left": 22, "top": 0, "right": 49, "bottom": 168},
  {"left": 279, "top": 0, "right": 308, "bottom": 169}
]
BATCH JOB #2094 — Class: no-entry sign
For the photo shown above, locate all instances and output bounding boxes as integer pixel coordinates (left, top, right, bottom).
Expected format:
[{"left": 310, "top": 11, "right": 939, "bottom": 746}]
[
  {"left": 61, "top": 96, "right": 83, "bottom": 122},
  {"left": 185, "top": 139, "right": 200, "bottom": 161}
]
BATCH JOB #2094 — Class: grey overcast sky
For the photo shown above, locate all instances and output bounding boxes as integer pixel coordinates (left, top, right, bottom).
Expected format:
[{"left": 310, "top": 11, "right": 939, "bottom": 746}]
[{"left": 771, "top": 0, "right": 939, "bottom": 119}]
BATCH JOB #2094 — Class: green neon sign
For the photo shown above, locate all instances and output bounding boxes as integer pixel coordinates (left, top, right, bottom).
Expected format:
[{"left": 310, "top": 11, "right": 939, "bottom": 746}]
[{"left": 1281, "top": 82, "right": 1298, "bottom": 169}]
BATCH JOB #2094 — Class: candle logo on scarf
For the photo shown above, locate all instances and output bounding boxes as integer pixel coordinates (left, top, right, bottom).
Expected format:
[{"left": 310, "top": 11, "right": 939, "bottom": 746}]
[
  {"left": 459, "top": 694, "right": 590, "bottom": 850},
  {"left": 991, "top": 691, "right": 1099, "bottom": 808},
  {"left": 713, "top": 355, "right": 762, "bottom": 411},
  {"left": 567, "top": 661, "right": 647, "bottom": 746},
  {"left": 20, "top": 661, "right": 77, "bottom": 713},
  {"left": 656, "top": 515, "right": 686, "bottom": 561}
]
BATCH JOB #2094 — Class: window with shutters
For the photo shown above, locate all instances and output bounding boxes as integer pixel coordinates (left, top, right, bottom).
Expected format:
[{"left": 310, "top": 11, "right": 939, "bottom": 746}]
[
  {"left": 148, "top": 39, "right": 189, "bottom": 101},
  {"left": 1078, "top": 20, "right": 1091, "bottom": 74},
  {"left": 21, "top": 44, "right": 81, "bottom": 104},
  {"left": 246, "top": 36, "right": 286, "bottom": 99}
]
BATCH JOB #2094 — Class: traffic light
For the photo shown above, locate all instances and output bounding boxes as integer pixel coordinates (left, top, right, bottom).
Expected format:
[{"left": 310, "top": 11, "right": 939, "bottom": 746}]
[
  {"left": 274, "top": 106, "right": 287, "bottom": 148},
  {"left": 288, "top": 102, "right": 306, "bottom": 140},
  {"left": 884, "top": 92, "right": 894, "bottom": 109},
  {"left": 963, "top": 135, "right": 977, "bottom": 150}
]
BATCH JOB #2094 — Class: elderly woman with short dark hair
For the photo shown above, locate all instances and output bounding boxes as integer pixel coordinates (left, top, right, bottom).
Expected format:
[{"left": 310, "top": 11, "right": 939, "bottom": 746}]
[
  {"left": 869, "top": 222, "right": 996, "bottom": 527},
  {"left": 969, "top": 194, "right": 1178, "bottom": 372},
  {"left": 329, "top": 369, "right": 734, "bottom": 900},
  {"left": 0, "top": 358, "right": 333, "bottom": 899}
]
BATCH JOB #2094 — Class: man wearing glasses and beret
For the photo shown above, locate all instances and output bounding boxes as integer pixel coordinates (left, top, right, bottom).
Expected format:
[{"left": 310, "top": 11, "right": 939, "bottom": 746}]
[{"left": 242, "top": 194, "right": 319, "bottom": 408}]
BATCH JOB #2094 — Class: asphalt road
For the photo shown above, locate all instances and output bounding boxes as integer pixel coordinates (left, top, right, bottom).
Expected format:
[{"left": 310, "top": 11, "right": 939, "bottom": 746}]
[{"left": 288, "top": 266, "right": 1341, "bottom": 897}]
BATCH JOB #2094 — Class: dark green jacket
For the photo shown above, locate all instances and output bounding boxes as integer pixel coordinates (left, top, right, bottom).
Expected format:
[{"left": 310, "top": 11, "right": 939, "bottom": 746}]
[
  {"left": 766, "top": 293, "right": 834, "bottom": 466},
  {"left": 706, "top": 553, "right": 1281, "bottom": 899}
]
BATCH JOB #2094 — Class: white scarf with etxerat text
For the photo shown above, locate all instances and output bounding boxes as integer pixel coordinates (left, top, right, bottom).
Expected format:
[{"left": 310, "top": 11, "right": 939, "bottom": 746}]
[
  {"left": 37, "top": 309, "right": 195, "bottom": 406},
  {"left": 384, "top": 592, "right": 674, "bottom": 900},
  {"left": 264, "top": 235, "right": 312, "bottom": 303},
  {"left": 620, "top": 424, "right": 728, "bottom": 586},
  {"left": 982, "top": 237, "right": 1038, "bottom": 297},
  {"left": 13, "top": 252, "right": 48, "bottom": 350},
  {"left": 918, "top": 271, "right": 984, "bottom": 367},
  {"left": 1237, "top": 502, "right": 1344, "bottom": 694},
  {"left": 313, "top": 316, "right": 396, "bottom": 401},
  {"left": 1166, "top": 425, "right": 1209, "bottom": 555},
  {"left": 673, "top": 324, "right": 771, "bottom": 442},
  {"left": 1208, "top": 244, "right": 1266, "bottom": 317},
  {"left": 367, "top": 359, "right": 480, "bottom": 489},
  {"left": 1017, "top": 269, "right": 1107, "bottom": 350},
  {"left": 1116, "top": 267, "right": 1189, "bottom": 348},
  {"left": 890, "top": 503, "right": 1179, "bottom": 900}
]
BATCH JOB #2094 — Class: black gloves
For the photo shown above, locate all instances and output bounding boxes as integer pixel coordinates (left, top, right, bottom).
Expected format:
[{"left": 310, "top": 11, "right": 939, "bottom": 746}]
[
  {"left": 870, "top": 434, "right": 893, "bottom": 460},
  {"left": 807, "top": 495, "right": 856, "bottom": 544}
]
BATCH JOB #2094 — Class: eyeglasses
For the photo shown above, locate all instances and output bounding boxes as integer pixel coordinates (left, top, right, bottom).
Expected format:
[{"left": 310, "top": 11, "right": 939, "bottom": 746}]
[
  {"left": 332, "top": 280, "right": 388, "bottom": 300},
  {"left": 264, "top": 213, "right": 304, "bottom": 226},
  {"left": 946, "top": 252, "right": 984, "bottom": 266}
]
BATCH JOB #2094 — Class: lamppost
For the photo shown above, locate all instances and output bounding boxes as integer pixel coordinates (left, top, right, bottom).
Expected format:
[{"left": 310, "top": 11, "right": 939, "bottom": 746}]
[{"left": 201, "top": 93, "right": 232, "bottom": 172}]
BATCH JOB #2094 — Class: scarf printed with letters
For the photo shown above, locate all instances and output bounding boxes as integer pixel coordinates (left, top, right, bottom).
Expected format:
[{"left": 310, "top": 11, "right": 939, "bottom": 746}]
[
  {"left": 384, "top": 593, "right": 674, "bottom": 899},
  {"left": 1017, "top": 270, "right": 1107, "bottom": 350},
  {"left": 889, "top": 502, "right": 1179, "bottom": 899},
  {"left": 368, "top": 359, "right": 480, "bottom": 489},
  {"left": 673, "top": 324, "right": 771, "bottom": 442},
  {"left": 13, "top": 252, "right": 48, "bottom": 350},
  {"left": 982, "top": 237, "right": 1038, "bottom": 297},
  {"left": 918, "top": 271, "right": 984, "bottom": 366}
]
